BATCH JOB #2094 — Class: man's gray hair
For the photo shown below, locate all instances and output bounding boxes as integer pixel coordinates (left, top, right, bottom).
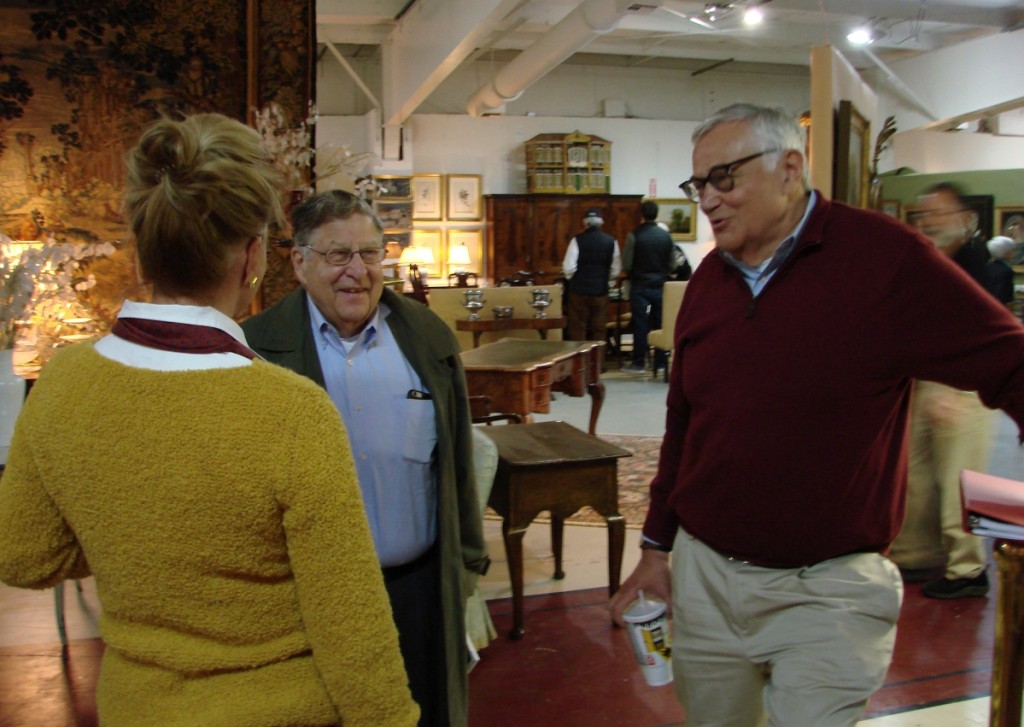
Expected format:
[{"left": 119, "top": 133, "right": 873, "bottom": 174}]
[
  {"left": 290, "top": 189, "right": 384, "bottom": 250},
  {"left": 692, "top": 103, "right": 809, "bottom": 189}
]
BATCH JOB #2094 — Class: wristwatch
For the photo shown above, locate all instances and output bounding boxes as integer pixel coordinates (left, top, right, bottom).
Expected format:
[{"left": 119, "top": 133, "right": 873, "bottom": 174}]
[{"left": 640, "top": 539, "right": 672, "bottom": 553}]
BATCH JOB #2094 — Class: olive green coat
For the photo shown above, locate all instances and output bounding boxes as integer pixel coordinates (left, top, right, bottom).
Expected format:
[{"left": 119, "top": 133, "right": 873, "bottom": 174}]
[{"left": 242, "top": 287, "right": 488, "bottom": 727}]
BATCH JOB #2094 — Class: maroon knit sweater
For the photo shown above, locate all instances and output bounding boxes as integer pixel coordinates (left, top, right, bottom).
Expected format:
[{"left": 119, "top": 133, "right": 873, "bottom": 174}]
[{"left": 643, "top": 194, "right": 1024, "bottom": 567}]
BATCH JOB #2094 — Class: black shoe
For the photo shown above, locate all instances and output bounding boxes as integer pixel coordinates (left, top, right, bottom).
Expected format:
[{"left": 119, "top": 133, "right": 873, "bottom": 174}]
[{"left": 922, "top": 572, "right": 989, "bottom": 599}]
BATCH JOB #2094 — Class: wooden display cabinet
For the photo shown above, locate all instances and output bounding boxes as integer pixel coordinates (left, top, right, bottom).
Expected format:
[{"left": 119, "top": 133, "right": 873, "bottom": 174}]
[
  {"left": 484, "top": 194, "right": 642, "bottom": 284},
  {"left": 525, "top": 131, "right": 611, "bottom": 195}
]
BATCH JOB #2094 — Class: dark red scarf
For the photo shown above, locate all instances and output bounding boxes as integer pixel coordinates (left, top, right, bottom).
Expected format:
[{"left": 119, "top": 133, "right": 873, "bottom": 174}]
[{"left": 112, "top": 317, "right": 259, "bottom": 360}]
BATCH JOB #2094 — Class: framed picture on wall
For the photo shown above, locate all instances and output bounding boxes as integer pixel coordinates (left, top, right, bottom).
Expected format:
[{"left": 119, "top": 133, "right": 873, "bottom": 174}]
[
  {"left": 963, "top": 194, "right": 995, "bottom": 239},
  {"left": 649, "top": 198, "right": 697, "bottom": 241},
  {"left": 447, "top": 174, "right": 482, "bottom": 221},
  {"left": 375, "top": 201, "right": 413, "bottom": 229},
  {"left": 412, "top": 228, "right": 443, "bottom": 278},
  {"left": 833, "top": 100, "right": 871, "bottom": 209},
  {"left": 412, "top": 174, "right": 444, "bottom": 220},
  {"left": 996, "top": 206, "right": 1024, "bottom": 240},
  {"left": 375, "top": 175, "right": 412, "bottom": 200},
  {"left": 446, "top": 228, "right": 483, "bottom": 277}
]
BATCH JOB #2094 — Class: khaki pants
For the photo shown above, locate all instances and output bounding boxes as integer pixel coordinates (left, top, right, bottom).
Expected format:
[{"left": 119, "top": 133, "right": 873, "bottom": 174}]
[
  {"left": 889, "top": 381, "right": 994, "bottom": 578},
  {"left": 670, "top": 529, "right": 902, "bottom": 727}
]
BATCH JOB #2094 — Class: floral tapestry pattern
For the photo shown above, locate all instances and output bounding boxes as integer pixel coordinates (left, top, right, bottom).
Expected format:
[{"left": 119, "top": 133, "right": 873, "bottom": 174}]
[{"left": 0, "top": 0, "right": 313, "bottom": 362}]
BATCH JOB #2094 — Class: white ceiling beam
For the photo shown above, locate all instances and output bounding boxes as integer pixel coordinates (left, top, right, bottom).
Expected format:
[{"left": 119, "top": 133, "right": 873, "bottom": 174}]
[{"left": 380, "top": 0, "right": 523, "bottom": 126}]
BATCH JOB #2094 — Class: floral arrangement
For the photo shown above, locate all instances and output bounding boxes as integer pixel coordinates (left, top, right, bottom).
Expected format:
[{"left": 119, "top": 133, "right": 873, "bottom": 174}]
[
  {"left": 0, "top": 234, "right": 116, "bottom": 357},
  {"left": 253, "top": 101, "right": 377, "bottom": 195}
]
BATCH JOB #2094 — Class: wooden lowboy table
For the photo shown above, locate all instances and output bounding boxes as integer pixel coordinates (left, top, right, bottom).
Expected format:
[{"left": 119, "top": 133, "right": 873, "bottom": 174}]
[
  {"left": 481, "top": 421, "right": 631, "bottom": 639},
  {"left": 460, "top": 338, "right": 605, "bottom": 435},
  {"left": 455, "top": 316, "right": 567, "bottom": 348}
]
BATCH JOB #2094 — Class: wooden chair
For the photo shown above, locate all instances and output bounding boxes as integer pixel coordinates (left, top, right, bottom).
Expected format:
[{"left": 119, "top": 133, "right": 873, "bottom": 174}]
[
  {"left": 408, "top": 264, "right": 429, "bottom": 305},
  {"left": 647, "top": 281, "right": 688, "bottom": 381},
  {"left": 54, "top": 579, "right": 83, "bottom": 648}
]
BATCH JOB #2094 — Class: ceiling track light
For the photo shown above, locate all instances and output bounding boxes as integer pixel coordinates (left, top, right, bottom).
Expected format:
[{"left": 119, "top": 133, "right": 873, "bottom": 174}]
[{"left": 847, "top": 19, "right": 887, "bottom": 45}]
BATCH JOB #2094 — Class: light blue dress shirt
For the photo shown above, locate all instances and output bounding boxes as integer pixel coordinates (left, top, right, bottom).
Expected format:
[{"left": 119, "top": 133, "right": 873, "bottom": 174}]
[
  {"left": 308, "top": 296, "right": 438, "bottom": 567},
  {"left": 719, "top": 191, "right": 817, "bottom": 295}
]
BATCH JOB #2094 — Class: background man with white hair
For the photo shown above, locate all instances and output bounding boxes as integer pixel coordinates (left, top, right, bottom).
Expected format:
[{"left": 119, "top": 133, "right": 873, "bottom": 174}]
[{"left": 562, "top": 207, "right": 621, "bottom": 341}]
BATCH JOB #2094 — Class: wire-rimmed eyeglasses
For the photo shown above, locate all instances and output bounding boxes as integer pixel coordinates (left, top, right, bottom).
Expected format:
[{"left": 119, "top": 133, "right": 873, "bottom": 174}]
[
  {"left": 303, "top": 246, "right": 387, "bottom": 266},
  {"left": 679, "top": 149, "right": 781, "bottom": 202}
]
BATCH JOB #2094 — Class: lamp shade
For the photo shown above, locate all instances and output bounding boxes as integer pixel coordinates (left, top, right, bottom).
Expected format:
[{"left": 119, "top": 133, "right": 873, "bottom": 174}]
[
  {"left": 447, "top": 244, "right": 471, "bottom": 266},
  {"left": 399, "top": 245, "right": 422, "bottom": 264}
]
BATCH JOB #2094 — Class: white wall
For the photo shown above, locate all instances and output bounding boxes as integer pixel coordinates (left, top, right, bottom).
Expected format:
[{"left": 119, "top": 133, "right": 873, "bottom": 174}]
[{"left": 891, "top": 128, "right": 1024, "bottom": 173}]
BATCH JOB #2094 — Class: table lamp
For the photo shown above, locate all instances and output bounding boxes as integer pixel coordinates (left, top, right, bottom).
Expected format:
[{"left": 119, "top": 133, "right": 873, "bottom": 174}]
[
  {"left": 447, "top": 244, "right": 476, "bottom": 287},
  {"left": 399, "top": 244, "right": 435, "bottom": 287}
]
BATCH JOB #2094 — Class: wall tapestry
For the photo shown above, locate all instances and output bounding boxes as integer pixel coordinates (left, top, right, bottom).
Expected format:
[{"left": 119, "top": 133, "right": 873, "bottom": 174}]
[{"left": 0, "top": 0, "right": 313, "bottom": 365}]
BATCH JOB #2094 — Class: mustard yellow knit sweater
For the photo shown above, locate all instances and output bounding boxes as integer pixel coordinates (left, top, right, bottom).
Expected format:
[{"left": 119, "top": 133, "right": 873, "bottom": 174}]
[{"left": 0, "top": 343, "right": 419, "bottom": 727}]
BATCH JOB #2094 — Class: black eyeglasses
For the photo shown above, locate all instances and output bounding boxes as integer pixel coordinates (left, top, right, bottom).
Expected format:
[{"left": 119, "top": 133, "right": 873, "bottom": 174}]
[
  {"left": 303, "top": 246, "right": 386, "bottom": 266},
  {"left": 679, "top": 149, "right": 781, "bottom": 202}
]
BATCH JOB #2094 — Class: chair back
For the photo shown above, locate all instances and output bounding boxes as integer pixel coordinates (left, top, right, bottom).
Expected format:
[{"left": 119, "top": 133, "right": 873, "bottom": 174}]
[{"left": 648, "top": 281, "right": 688, "bottom": 352}]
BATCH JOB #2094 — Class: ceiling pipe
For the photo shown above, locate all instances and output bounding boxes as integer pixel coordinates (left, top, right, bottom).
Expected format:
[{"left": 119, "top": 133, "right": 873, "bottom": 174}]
[
  {"left": 862, "top": 47, "right": 937, "bottom": 122},
  {"left": 466, "top": 0, "right": 641, "bottom": 117}
]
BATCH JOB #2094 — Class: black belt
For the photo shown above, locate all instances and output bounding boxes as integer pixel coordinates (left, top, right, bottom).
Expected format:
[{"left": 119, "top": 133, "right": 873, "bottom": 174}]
[{"left": 381, "top": 542, "right": 438, "bottom": 584}]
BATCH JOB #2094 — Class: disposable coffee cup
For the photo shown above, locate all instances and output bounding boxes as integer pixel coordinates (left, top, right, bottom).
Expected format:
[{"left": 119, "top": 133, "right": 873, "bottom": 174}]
[{"left": 623, "top": 590, "right": 672, "bottom": 687}]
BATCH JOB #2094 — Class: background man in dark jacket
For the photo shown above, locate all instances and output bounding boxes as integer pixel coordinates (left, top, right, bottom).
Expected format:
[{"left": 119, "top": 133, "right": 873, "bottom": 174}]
[{"left": 619, "top": 200, "right": 677, "bottom": 373}]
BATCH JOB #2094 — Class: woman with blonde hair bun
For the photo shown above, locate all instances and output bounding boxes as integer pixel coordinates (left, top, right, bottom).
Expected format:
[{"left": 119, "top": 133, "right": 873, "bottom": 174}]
[{"left": 0, "top": 113, "right": 418, "bottom": 727}]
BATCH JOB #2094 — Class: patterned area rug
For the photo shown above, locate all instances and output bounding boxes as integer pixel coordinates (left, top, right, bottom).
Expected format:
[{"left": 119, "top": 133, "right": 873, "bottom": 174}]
[{"left": 485, "top": 434, "right": 661, "bottom": 530}]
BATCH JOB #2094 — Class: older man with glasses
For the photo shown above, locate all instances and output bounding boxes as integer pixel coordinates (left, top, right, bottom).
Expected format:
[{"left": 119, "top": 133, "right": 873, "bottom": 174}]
[
  {"left": 242, "top": 190, "right": 488, "bottom": 727},
  {"left": 610, "top": 103, "right": 1024, "bottom": 727}
]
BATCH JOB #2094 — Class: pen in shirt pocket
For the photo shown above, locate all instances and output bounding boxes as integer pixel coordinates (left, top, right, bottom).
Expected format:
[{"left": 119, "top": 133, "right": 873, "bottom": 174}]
[{"left": 407, "top": 389, "right": 432, "bottom": 400}]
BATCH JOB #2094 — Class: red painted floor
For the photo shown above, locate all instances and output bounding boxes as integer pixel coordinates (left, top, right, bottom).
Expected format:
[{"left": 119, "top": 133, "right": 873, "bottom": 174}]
[{"left": 0, "top": 580, "right": 997, "bottom": 727}]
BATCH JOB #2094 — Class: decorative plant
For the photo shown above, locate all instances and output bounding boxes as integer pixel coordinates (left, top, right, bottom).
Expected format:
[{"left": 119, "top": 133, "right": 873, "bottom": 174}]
[
  {"left": 253, "top": 101, "right": 377, "bottom": 195},
  {"left": 871, "top": 116, "right": 897, "bottom": 178}
]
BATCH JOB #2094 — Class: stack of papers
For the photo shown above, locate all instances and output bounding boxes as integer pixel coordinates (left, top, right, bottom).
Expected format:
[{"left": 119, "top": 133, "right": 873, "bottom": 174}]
[{"left": 960, "top": 470, "right": 1024, "bottom": 541}]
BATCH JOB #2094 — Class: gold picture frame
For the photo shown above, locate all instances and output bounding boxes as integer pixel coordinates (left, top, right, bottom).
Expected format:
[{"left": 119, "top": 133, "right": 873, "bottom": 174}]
[
  {"left": 374, "top": 175, "right": 412, "bottom": 200},
  {"left": 412, "top": 174, "right": 444, "bottom": 221},
  {"left": 647, "top": 198, "right": 697, "bottom": 241},
  {"left": 446, "top": 174, "right": 482, "bottom": 221},
  {"left": 833, "top": 100, "right": 871, "bottom": 209},
  {"left": 997, "top": 206, "right": 1024, "bottom": 241}
]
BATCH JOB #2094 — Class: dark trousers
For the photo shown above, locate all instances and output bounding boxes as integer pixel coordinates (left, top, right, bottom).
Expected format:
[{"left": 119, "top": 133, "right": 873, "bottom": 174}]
[
  {"left": 566, "top": 292, "right": 609, "bottom": 341},
  {"left": 630, "top": 284, "right": 665, "bottom": 367},
  {"left": 384, "top": 546, "right": 448, "bottom": 727}
]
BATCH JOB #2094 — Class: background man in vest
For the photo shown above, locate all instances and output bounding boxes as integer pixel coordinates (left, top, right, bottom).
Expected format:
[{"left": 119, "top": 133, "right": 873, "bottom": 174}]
[
  {"left": 562, "top": 208, "right": 621, "bottom": 341},
  {"left": 619, "top": 200, "right": 677, "bottom": 373}
]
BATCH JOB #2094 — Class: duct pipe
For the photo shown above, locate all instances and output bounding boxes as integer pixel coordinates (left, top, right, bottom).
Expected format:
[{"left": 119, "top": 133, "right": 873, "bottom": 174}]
[
  {"left": 466, "top": 0, "right": 633, "bottom": 117},
  {"left": 863, "top": 47, "right": 937, "bottom": 122}
]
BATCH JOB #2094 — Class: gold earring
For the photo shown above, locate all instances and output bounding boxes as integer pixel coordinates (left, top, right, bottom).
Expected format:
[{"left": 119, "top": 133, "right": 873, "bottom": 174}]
[{"left": 248, "top": 275, "right": 259, "bottom": 289}]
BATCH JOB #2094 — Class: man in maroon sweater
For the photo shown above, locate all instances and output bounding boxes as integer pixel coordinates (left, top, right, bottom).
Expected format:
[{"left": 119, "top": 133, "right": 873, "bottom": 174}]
[{"left": 609, "top": 104, "right": 1024, "bottom": 727}]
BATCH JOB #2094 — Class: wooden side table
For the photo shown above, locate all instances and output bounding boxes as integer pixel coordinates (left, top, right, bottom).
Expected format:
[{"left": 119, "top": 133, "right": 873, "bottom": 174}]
[
  {"left": 461, "top": 338, "right": 606, "bottom": 435},
  {"left": 991, "top": 539, "right": 1024, "bottom": 727},
  {"left": 481, "top": 421, "right": 631, "bottom": 639}
]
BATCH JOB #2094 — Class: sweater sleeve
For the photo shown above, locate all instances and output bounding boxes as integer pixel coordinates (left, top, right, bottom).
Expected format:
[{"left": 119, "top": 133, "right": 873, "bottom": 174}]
[
  {"left": 276, "top": 391, "right": 419, "bottom": 727},
  {"left": 0, "top": 382, "right": 91, "bottom": 588},
  {"left": 883, "top": 235, "right": 1024, "bottom": 435}
]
